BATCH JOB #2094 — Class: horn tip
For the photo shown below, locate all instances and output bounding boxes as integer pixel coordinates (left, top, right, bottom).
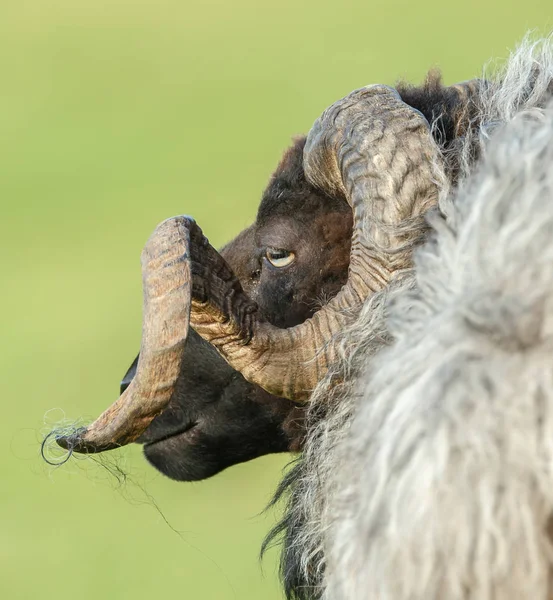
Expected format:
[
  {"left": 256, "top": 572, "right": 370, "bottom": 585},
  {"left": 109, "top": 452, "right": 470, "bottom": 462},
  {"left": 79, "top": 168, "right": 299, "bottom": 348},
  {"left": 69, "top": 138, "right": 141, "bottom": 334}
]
[
  {"left": 55, "top": 427, "right": 120, "bottom": 454},
  {"left": 55, "top": 427, "right": 89, "bottom": 452}
]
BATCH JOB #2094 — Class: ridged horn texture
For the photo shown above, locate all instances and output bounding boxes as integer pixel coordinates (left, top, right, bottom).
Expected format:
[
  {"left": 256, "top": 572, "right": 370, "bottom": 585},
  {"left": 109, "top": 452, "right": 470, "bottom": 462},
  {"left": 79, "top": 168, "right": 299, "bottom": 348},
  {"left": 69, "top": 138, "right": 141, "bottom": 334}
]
[
  {"left": 56, "top": 217, "right": 192, "bottom": 453},
  {"left": 192, "top": 85, "right": 442, "bottom": 400}
]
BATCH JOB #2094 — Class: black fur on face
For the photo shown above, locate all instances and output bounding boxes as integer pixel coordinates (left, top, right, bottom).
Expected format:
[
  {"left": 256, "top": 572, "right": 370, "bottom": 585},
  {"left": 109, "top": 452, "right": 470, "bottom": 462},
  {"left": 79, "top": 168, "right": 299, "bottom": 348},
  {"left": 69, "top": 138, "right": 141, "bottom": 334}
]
[
  {"left": 127, "top": 137, "right": 350, "bottom": 481},
  {"left": 125, "top": 332, "right": 297, "bottom": 481}
]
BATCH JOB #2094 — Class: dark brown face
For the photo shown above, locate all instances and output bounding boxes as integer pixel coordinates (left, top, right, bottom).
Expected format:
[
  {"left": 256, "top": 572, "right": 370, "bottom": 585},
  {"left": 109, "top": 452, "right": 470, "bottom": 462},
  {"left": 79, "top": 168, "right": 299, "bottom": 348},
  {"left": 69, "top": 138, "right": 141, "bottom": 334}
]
[
  {"left": 125, "top": 138, "right": 351, "bottom": 481},
  {"left": 254, "top": 211, "right": 352, "bottom": 328}
]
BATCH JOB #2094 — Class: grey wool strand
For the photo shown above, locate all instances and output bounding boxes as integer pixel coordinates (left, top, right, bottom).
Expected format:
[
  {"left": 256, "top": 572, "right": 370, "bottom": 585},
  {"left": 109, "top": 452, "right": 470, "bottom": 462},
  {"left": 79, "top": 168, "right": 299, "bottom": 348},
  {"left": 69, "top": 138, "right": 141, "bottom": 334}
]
[{"left": 276, "top": 36, "right": 553, "bottom": 599}]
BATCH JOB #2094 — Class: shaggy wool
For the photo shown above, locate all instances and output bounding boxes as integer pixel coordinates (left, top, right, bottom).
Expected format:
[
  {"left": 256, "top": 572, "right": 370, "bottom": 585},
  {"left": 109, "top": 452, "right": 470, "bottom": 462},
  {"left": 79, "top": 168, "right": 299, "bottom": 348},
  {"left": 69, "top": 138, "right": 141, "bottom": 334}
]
[
  {"left": 268, "top": 36, "right": 553, "bottom": 600},
  {"left": 327, "top": 40, "right": 553, "bottom": 600}
]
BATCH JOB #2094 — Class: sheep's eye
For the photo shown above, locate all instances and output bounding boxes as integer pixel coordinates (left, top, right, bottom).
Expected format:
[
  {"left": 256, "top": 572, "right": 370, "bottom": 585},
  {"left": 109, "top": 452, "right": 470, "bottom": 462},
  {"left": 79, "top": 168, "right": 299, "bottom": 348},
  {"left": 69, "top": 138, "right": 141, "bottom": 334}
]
[{"left": 265, "top": 247, "right": 295, "bottom": 268}]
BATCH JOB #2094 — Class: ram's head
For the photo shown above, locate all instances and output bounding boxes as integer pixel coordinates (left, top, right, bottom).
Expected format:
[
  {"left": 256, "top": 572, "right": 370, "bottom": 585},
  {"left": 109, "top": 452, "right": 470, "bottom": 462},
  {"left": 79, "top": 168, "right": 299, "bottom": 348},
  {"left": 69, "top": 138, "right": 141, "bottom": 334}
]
[
  {"left": 119, "top": 138, "right": 352, "bottom": 481},
  {"left": 54, "top": 78, "right": 480, "bottom": 479}
]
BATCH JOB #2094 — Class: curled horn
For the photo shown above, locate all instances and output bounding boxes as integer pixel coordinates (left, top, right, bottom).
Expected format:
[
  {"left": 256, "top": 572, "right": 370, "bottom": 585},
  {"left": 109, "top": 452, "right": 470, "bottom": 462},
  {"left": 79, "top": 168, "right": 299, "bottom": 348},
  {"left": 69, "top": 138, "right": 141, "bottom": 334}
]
[
  {"left": 57, "top": 84, "right": 455, "bottom": 454},
  {"left": 191, "top": 85, "right": 444, "bottom": 398}
]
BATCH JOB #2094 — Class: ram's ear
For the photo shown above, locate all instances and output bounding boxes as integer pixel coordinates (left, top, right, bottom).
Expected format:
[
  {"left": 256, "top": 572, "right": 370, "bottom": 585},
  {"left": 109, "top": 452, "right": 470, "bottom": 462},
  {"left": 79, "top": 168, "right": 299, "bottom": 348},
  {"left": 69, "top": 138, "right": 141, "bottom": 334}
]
[{"left": 120, "top": 355, "right": 139, "bottom": 395}]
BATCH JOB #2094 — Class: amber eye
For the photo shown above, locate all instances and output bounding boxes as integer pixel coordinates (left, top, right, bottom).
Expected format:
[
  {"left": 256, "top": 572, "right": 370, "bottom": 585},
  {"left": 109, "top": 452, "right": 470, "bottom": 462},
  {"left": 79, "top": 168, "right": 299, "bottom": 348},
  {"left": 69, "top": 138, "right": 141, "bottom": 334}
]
[{"left": 265, "top": 247, "right": 295, "bottom": 268}]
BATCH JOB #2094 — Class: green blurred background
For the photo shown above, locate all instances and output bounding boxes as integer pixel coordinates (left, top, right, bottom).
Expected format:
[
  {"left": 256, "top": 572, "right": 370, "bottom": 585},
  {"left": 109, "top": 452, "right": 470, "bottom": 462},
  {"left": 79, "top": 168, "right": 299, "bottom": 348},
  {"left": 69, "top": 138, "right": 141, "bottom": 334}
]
[{"left": 1, "top": 1, "right": 551, "bottom": 598}]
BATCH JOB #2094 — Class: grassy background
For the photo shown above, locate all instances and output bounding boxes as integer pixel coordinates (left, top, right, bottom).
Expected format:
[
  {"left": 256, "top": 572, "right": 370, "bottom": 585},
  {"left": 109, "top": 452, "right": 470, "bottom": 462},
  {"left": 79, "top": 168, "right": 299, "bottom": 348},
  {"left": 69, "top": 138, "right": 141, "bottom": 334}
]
[{"left": 1, "top": 1, "right": 551, "bottom": 598}]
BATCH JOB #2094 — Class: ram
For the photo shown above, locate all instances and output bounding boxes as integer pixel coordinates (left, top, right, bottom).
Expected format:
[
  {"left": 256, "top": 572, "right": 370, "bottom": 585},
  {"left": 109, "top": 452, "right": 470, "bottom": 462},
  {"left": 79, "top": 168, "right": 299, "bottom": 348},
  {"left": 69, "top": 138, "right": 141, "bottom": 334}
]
[
  {"left": 47, "top": 40, "right": 538, "bottom": 599},
  {"left": 114, "top": 77, "right": 476, "bottom": 481}
]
